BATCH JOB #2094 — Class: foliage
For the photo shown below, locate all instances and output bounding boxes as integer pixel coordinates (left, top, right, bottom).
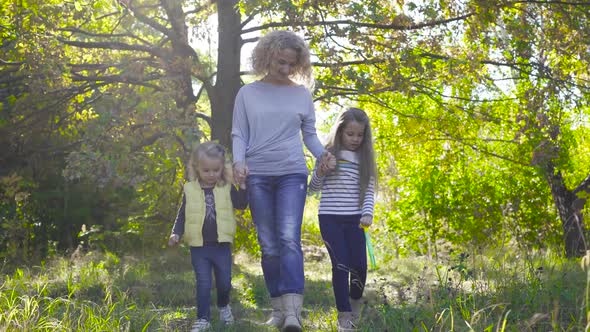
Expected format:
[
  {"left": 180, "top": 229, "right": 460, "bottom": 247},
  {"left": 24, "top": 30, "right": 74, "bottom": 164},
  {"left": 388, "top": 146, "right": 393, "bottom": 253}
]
[
  {"left": 2, "top": 0, "right": 590, "bottom": 262},
  {"left": 296, "top": 0, "right": 590, "bottom": 254},
  {"left": 234, "top": 208, "right": 260, "bottom": 257},
  {"left": 1, "top": 0, "right": 200, "bottom": 263},
  {"left": 1, "top": 248, "right": 589, "bottom": 331},
  {"left": 366, "top": 93, "right": 562, "bottom": 255}
]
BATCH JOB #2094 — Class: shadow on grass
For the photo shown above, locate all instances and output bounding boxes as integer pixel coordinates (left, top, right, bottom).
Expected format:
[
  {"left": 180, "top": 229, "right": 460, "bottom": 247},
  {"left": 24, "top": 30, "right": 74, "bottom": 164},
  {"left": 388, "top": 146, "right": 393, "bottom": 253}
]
[
  {"left": 153, "top": 250, "right": 338, "bottom": 331},
  {"left": 150, "top": 248, "right": 436, "bottom": 332},
  {"left": 223, "top": 251, "right": 585, "bottom": 332},
  {"left": 1, "top": 247, "right": 587, "bottom": 331}
]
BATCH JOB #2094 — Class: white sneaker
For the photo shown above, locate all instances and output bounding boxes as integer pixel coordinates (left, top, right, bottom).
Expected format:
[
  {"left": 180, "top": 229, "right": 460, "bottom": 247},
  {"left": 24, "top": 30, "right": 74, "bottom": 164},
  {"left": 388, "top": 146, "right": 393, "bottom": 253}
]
[
  {"left": 190, "top": 319, "right": 211, "bottom": 332},
  {"left": 219, "top": 305, "right": 234, "bottom": 324},
  {"left": 337, "top": 312, "right": 358, "bottom": 332}
]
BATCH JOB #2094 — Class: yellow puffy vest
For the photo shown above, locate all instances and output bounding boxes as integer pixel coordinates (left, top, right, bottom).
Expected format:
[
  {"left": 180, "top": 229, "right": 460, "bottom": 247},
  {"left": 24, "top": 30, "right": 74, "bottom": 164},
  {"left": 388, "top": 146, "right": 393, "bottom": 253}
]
[{"left": 183, "top": 182, "right": 236, "bottom": 247}]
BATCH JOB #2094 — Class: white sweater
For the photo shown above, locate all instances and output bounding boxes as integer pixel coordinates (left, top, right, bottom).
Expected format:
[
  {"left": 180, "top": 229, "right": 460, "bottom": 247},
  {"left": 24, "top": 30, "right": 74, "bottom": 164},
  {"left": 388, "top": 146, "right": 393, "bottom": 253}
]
[{"left": 231, "top": 81, "right": 325, "bottom": 175}]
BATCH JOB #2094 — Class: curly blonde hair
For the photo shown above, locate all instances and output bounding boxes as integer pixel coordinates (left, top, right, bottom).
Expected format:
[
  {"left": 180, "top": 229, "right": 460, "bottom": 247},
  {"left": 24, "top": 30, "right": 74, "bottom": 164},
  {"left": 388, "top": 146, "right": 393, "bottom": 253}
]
[
  {"left": 250, "top": 30, "right": 313, "bottom": 86},
  {"left": 187, "top": 141, "right": 231, "bottom": 186}
]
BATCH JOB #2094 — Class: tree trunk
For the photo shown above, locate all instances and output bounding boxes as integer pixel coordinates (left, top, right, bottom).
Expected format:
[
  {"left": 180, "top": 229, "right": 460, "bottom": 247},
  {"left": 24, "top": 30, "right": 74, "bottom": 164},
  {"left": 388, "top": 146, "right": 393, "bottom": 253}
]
[
  {"left": 160, "top": 0, "right": 197, "bottom": 110},
  {"left": 545, "top": 163, "right": 587, "bottom": 257},
  {"left": 212, "top": 0, "right": 241, "bottom": 149}
]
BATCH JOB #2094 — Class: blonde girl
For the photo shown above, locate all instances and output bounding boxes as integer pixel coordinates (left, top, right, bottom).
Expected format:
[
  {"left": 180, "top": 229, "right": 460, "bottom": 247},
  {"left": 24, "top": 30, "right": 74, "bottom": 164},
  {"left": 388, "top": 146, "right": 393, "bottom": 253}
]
[{"left": 169, "top": 141, "right": 247, "bottom": 332}]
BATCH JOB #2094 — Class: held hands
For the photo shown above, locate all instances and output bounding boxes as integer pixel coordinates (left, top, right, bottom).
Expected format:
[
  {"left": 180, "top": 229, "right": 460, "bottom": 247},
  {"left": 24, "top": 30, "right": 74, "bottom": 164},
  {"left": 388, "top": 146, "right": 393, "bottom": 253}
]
[
  {"left": 168, "top": 234, "right": 180, "bottom": 247},
  {"left": 317, "top": 151, "right": 337, "bottom": 177},
  {"left": 233, "top": 161, "right": 249, "bottom": 189},
  {"left": 360, "top": 214, "right": 373, "bottom": 228}
]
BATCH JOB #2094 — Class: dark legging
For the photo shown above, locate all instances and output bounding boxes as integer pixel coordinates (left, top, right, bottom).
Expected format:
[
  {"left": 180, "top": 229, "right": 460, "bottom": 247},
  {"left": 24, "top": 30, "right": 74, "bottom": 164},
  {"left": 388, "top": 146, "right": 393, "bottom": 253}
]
[
  {"left": 190, "top": 243, "right": 232, "bottom": 320},
  {"left": 319, "top": 214, "right": 367, "bottom": 312}
]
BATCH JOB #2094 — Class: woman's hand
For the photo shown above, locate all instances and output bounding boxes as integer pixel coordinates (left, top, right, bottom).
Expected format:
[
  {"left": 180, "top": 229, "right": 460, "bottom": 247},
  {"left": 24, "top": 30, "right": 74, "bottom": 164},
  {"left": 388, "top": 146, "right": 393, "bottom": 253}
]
[
  {"left": 233, "top": 161, "right": 249, "bottom": 189},
  {"left": 168, "top": 234, "right": 180, "bottom": 247},
  {"left": 317, "top": 151, "right": 336, "bottom": 177}
]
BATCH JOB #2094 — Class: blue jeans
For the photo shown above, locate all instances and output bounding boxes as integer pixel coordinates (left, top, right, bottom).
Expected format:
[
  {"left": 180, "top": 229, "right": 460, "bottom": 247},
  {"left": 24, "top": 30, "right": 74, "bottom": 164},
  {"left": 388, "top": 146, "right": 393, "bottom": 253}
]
[
  {"left": 190, "top": 243, "right": 232, "bottom": 320},
  {"left": 319, "top": 214, "right": 367, "bottom": 312},
  {"left": 247, "top": 174, "right": 308, "bottom": 297}
]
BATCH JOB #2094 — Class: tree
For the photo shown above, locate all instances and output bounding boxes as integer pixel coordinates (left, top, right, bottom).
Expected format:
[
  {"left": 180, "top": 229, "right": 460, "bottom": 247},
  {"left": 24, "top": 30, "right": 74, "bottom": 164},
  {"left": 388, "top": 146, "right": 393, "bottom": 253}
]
[
  {"left": 3, "top": 0, "right": 589, "bottom": 258},
  {"left": 238, "top": 0, "right": 590, "bottom": 256},
  {"left": 55, "top": 0, "right": 238, "bottom": 148},
  {"left": 306, "top": 1, "right": 590, "bottom": 256}
]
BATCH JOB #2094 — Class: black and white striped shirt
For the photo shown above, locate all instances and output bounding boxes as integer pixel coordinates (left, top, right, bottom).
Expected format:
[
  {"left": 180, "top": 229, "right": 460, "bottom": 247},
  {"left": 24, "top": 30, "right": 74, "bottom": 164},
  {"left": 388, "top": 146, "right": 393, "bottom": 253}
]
[{"left": 309, "top": 150, "right": 375, "bottom": 216}]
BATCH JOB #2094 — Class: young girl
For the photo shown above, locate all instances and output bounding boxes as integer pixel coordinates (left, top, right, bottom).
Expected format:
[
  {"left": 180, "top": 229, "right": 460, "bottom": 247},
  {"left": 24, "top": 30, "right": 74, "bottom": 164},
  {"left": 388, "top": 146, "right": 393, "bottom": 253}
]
[
  {"left": 168, "top": 141, "right": 247, "bottom": 332},
  {"left": 309, "top": 107, "right": 377, "bottom": 332}
]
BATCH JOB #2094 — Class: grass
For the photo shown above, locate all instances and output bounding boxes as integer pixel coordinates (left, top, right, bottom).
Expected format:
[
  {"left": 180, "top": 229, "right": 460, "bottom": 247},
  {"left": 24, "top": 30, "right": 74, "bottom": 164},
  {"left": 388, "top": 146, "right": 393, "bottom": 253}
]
[{"left": 1, "top": 240, "right": 589, "bottom": 331}]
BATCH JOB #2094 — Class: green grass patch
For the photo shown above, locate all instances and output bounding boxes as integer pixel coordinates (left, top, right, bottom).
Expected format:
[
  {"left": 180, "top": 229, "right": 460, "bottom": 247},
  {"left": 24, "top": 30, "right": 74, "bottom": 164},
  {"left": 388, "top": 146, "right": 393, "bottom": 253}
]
[{"left": 0, "top": 245, "right": 588, "bottom": 331}]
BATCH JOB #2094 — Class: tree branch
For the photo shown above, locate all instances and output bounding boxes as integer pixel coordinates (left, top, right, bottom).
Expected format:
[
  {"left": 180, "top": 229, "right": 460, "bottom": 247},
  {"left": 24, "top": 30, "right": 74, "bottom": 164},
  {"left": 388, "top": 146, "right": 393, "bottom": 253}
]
[
  {"left": 174, "top": 133, "right": 188, "bottom": 155},
  {"left": 509, "top": 1, "right": 590, "bottom": 5},
  {"left": 71, "top": 72, "right": 163, "bottom": 90},
  {"left": 241, "top": 37, "right": 259, "bottom": 44},
  {"left": 241, "top": 10, "right": 259, "bottom": 28},
  {"left": 30, "top": 139, "right": 87, "bottom": 155},
  {"left": 241, "top": 13, "right": 475, "bottom": 34},
  {"left": 68, "top": 58, "right": 159, "bottom": 72},
  {"left": 131, "top": 132, "right": 168, "bottom": 152},
  {"left": 573, "top": 172, "right": 590, "bottom": 194},
  {"left": 58, "top": 37, "right": 166, "bottom": 58},
  {"left": 59, "top": 27, "right": 134, "bottom": 38},
  {"left": 0, "top": 59, "right": 24, "bottom": 66},
  {"left": 125, "top": 3, "right": 177, "bottom": 42},
  {"left": 313, "top": 59, "right": 386, "bottom": 67},
  {"left": 185, "top": 1, "right": 215, "bottom": 15},
  {"left": 446, "top": 134, "right": 530, "bottom": 166},
  {"left": 193, "top": 110, "right": 212, "bottom": 128}
]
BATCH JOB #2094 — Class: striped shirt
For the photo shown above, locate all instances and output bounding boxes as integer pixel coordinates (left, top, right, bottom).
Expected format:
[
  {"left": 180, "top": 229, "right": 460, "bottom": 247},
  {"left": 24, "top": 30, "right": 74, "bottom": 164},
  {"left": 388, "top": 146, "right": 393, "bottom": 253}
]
[{"left": 309, "top": 150, "right": 375, "bottom": 216}]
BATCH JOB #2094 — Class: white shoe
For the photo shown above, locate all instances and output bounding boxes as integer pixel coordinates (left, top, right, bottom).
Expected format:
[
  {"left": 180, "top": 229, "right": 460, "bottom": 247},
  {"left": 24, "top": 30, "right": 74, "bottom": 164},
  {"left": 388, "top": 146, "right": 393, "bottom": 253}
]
[
  {"left": 219, "top": 305, "right": 234, "bottom": 324},
  {"left": 337, "top": 311, "right": 358, "bottom": 332},
  {"left": 190, "top": 319, "right": 211, "bottom": 332}
]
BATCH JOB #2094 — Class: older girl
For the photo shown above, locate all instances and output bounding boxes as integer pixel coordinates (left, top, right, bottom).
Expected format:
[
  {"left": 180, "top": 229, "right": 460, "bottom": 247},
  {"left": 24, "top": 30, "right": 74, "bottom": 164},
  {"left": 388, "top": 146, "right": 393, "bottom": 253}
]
[{"left": 309, "top": 108, "right": 377, "bottom": 331}]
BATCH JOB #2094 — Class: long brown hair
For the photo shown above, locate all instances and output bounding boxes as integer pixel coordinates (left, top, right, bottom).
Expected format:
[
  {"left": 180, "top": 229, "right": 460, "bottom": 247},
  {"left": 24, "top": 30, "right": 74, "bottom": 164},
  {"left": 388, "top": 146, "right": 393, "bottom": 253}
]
[
  {"left": 325, "top": 107, "right": 377, "bottom": 201},
  {"left": 187, "top": 141, "right": 231, "bottom": 187}
]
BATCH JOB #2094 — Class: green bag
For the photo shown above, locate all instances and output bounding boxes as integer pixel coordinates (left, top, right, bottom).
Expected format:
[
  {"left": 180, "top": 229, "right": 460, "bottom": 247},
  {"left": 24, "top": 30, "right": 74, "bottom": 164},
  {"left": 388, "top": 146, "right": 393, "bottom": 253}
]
[{"left": 363, "top": 228, "right": 377, "bottom": 270}]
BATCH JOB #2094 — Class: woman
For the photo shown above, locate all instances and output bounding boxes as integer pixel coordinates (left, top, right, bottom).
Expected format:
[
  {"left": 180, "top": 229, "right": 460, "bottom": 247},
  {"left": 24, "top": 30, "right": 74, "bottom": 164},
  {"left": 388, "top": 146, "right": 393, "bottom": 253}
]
[{"left": 232, "top": 30, "right": 334, "bottom": 332}]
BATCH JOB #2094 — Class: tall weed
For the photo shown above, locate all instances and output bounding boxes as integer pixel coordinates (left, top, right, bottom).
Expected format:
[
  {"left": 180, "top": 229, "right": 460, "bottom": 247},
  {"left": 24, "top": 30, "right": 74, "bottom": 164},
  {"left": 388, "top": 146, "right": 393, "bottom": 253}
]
[{"left": 0, "top": 247, "right": 588, "bottom": 331}]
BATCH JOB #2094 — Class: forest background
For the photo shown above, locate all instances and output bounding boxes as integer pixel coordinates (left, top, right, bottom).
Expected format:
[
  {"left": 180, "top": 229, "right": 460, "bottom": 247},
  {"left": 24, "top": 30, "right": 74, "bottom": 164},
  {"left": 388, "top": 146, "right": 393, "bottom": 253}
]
[{"left": 2, "top": 0, "right": 590, "bottom": 331}]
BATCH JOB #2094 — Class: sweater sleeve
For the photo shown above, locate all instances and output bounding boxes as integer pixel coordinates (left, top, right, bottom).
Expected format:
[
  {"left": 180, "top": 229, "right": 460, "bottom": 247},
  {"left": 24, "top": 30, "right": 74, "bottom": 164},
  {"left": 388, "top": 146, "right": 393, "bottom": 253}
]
[
  {"left": 231, "top": 88, "right": 248, "bottom": 164},
  {"left": 308, "top": 160, "right": 325, "bottom": 193},
  {"left": 171, "top": 195, "right": 186, "bottom": 236},
  {"left": 361, "top": 177, "right": 376, "bottom": 216},
  {"left": 301, "top": 92, "right": 325, "bottom": 158}
]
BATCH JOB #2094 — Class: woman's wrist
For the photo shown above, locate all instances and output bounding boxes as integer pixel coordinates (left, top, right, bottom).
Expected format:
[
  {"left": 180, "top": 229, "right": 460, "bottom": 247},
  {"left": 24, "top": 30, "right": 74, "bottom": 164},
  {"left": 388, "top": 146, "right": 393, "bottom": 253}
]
[{"left": 233, "top": 160, "right": 244, "bottom": 166}]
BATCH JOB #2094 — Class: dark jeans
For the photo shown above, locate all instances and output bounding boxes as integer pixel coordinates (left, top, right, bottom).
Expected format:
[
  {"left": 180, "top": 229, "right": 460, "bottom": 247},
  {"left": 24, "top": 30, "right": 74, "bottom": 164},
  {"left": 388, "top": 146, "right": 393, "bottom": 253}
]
[
  {"left": 319, "top": 214, "right": 367, "bottom": 312},
  {"left": 247, "top": 173, "right": 308, "bottom": 297},
  {"left": 190, "top": 243, "right": 232, "bottom": 320}
]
